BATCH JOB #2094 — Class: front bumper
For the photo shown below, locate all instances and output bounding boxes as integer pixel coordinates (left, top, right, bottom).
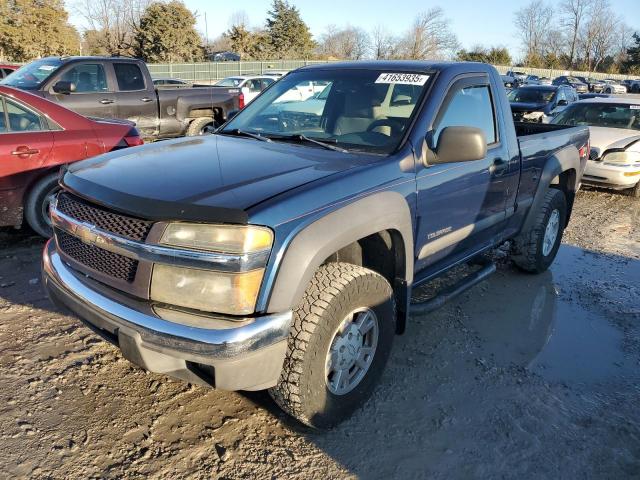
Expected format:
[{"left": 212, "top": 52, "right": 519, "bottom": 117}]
[
  {"left": 582, "top": 160, "right": 640, "bottom": 189},
  {"left": 42, "top": 240, "right": 292, "bottom": 391}
]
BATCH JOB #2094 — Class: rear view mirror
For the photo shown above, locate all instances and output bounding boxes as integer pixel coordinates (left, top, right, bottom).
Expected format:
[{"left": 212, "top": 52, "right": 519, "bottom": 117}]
[
  {"left": 429, "top": 126, "right": 487, "bottom": 165},
  {"left": 52, "top": 80, "right": 76, "bottom": 94}
]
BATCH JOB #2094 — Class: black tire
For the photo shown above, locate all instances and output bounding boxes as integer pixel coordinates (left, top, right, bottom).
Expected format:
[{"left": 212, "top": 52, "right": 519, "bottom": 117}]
[
  {"left": 269, "top": 262, "right": 395, "bottom": 429},
  {"left": 512, "top": 188, "right": 567, "bottom": 274},
  {"left": 186, "top": 117, "right": 216, "bottom": 136},
  {"left": 24, "top": 173, "right": 60, "bottom": 237},
  {"left": 626, "top": 181, "right": 640, "bottom": 198}
]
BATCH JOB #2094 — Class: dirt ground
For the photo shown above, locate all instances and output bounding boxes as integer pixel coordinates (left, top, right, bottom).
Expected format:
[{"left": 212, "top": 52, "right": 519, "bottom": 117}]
[{"left": 0, "top": 188, "right": 639, "bottom": 479}]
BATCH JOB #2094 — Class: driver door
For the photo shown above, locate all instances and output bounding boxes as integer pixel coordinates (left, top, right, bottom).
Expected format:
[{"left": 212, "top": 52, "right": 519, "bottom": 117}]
[{"left": 43, "top": 62, "right": 116, "bottom": 118}]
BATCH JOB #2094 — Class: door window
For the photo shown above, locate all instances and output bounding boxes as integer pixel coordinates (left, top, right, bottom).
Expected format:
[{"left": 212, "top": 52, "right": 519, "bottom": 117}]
[
  {"left": 60, "top": 64, "right": 108, "bottom": 93},
  {"left": 261, "top": 78, "right": 275, "bottom": 90},
  {"left": 114, "top": 63, "right": 146, "bottom": 91},
  {"left": 245, "top": 79, "right": 262, "bottom": 93},
  {"left": 5, "top": 99, "right": 43, "bottom": 132},
  {"left": 0, "top": 99, "right": 6, "bottom": 132},
  {"left": 434, "top": 84, "right": 496, "bottom": 145}
]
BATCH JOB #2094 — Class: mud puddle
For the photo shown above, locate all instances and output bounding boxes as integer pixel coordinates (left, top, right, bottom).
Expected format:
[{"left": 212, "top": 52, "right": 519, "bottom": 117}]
[{"left": 457, "top": 245, "right": 640, "bottom": 387}]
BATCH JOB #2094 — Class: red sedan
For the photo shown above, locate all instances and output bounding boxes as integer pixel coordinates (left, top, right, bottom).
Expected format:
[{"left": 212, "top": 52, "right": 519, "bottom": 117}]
[{"left": 0, "top": 86, "right": 143, "bottom": 236}]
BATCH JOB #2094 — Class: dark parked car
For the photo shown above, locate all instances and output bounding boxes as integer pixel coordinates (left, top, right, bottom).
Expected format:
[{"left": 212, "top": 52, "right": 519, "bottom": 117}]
[
  {"left": 508, "top": 85, "right": 578, "bottom": 122},
  {"left": 552, "top": 75, "right": 588, "bottom": 93},
  {"left": 1, "top": 57, "right": 243, "bottom": 139},
  {"left": 0, "top": 85, "right": 142, "bottom": 236},
  {"left": 574, "top": 76, "right": 605, "bottom": 93},
  {"left": 43, "top": 61, "right": 589, "bottom": 428},
  {"left": 209, "top": 51, "right": 241, "bottom": 62}
]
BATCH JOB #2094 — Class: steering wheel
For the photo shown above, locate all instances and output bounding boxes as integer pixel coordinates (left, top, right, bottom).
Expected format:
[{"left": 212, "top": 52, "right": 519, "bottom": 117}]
[{"left": 366, "top": 118, "right": 405, "bottom": 134}]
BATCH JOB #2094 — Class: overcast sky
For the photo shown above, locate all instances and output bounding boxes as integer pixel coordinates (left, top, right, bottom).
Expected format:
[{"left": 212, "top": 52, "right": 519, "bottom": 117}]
[{"left": 67, "top": 0, "right": 640, "bottom": 61}]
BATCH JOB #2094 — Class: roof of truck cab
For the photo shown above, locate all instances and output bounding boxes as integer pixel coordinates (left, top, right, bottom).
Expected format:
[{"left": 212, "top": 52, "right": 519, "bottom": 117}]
[
  {"left": 42, "top": 56, "right": 142, "bottom": 63},
  {"left": 576, "top": 97, "right": 640, "bottom": 105},
  {"left": 296, "top": 60, "right": 495, "bottom": 73}
]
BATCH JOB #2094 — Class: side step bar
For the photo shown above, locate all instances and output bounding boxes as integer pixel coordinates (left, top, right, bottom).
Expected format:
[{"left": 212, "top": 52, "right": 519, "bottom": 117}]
[{"left": 410, "top": 262, "right": 496, "bottom": 315}]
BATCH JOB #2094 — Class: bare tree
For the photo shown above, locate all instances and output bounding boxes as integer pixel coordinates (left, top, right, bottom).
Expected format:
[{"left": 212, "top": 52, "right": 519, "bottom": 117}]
[
  {"left": 319, "top": 25, "right": 370, "bottom": 60},
  {"left": 514, "top": 0, "right": 554, "bottom": 65},
  {"left": 560, "top": 0, "right": 594, "bottom": 68},
  {"left": 228, "top": 10, "right": 249, "bottom": 29},
  {"left": 74, "top": 0, "right": 150, "bottom": 55},
  {"left": 400, "top": 8, "right": 459, "bottom": 60},
  {"left": 371, "top": 25, "right": 392, "bottom": 59},
  {"left": 577, "top": 0, "right": 620, "bottom": 71}
]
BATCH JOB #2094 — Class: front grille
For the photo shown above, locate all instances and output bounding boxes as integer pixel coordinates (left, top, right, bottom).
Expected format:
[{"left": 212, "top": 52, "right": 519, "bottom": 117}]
[
  {"left": 56, "top": 230, "right": 139, "bottom": 282},
  {"left": 57, "top": 193, "right": 152, "bottom": 241}
]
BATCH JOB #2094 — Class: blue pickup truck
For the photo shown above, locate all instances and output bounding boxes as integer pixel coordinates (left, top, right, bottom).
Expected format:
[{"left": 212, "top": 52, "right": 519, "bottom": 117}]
[{"left": 42, "top": 61, "right": 589, "bottom": 428}]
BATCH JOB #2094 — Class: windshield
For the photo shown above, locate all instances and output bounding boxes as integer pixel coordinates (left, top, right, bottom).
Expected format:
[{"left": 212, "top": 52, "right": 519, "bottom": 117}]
[
  {"left": 566, "top": 77, "right": 581, "bottom": 83},
  {"left": 508, "top": 88, "right": 555, "bottom": 103},
  {"left": 215, "top": 77, "right": 244, "bottom": 87},
  {"left": 552, "top": 103, "right": 640, "bottom": 131},
  {"left": 1, "top": 58, "right": 63, "bottom": 90},
  {"left": 221, "top": 69, "right": 431, "bottom": 154}
]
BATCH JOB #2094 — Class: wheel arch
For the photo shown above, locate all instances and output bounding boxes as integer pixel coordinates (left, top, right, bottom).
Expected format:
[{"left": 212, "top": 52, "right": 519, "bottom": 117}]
[{"left": 265, "top": 191, "right": 414, "bottom": 332}]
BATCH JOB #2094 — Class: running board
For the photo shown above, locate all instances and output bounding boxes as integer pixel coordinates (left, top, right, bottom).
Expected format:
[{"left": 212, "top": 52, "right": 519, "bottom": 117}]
[{"left": 410, "top": 262, "right": 496, "bottom": 315}]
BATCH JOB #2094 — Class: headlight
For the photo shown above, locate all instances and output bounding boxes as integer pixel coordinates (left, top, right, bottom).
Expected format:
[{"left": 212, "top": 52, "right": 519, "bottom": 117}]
[
  {"left": 160, "top": 223, "right": 273, "bottom": 253},
  {"left": 150, "top": 223, "right": 273, "bottom": 315},
  {"left": 602, "top": 151, "right": 640, "bottom": 166}
]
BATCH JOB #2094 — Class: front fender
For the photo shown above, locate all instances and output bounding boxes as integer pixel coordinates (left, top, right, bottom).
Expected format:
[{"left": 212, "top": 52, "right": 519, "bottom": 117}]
[{"left": 265, "top": 191, "right": 414, "bottom": 314}]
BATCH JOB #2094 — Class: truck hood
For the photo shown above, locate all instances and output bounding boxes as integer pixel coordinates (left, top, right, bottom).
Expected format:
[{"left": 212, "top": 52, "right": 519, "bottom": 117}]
[
  {"left": 588, "top": 126, "right": 640, "bottom": 157},
  {"left": 62, "top": 135, "right": 375, "bottom": 224}
]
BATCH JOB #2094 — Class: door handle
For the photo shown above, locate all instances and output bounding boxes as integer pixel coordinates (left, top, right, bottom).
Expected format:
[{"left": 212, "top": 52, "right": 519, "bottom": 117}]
[
  {"left": 11, "top": 146, "right": 40, "bottom": 157},
  {"left": 99, "top": 99, "right": 114, "bottom": 104},
  {"left": 489, "top": 158, "right": 508, "bottom": 175},
  {"left": 140, "top": 97, "right": 153, "bottom": 102}
]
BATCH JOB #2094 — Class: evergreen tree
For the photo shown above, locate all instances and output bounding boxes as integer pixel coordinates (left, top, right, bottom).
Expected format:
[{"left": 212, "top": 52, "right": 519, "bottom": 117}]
[
  {"left": 265, "top": 0, "right": 315, "bottom": 59},
  {"left": 622, "top": 33, "right": 640, "bottom": 74},
  {"left": 134, "top": 1, "right": 203, "bottom": 63},
  {"left": 0, "top": 0, "right": 79, "bottom": 62}
]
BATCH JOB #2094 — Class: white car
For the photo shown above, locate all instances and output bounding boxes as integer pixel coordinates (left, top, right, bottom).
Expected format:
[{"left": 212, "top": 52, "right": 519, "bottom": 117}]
[
  {"left": 523, "top": 75, "right": 552, "bottom": 86},
  {"left": 152, "top": 77, "right": 191, "bottom": 87},
  {"left": 601, "top": 79, "right": 628, "bottom": 94},
  {"left": 214, "top": 75, "right": 277, "bottom": 104},
  {"left": 551, "top": 98, "right": 640, "bottom": 196}
]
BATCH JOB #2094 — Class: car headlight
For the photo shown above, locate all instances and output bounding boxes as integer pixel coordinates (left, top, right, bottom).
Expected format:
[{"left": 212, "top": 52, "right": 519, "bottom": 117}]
[
  {"left": 602, "top": 151, "right": 640, "bottom": 166},
  {"left": 150, "top": 223, "right": 273, "bottom": 315}
]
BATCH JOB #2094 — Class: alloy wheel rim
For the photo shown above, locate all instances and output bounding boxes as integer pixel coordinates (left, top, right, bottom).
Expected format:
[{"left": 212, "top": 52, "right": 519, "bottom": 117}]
[
  {"left": 325, "top": 307, "right": 379, "bottom": 395},
  {"left": 542, "top": 209, "right": 560, "bottom": 257}
]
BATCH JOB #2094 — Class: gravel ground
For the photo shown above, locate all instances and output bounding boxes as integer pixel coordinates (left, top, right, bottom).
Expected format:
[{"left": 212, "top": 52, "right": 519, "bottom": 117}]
[{"left": 0, "top": 188, "right": 639, "bottom": 479}]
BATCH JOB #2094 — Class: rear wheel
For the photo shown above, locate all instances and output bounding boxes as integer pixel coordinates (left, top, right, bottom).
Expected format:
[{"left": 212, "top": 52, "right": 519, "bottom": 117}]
[
  {"left": 512, "top": 188, "right": 567, "bottom": 273},
  {"left": 186, "top": 117, "right": 216, "bottom": 136},
  {"left": 24, "top": 172, "right": 60, "bottom": 237},
  {"left": 269, "top": 263, "right": 395, "bottom": 429}
]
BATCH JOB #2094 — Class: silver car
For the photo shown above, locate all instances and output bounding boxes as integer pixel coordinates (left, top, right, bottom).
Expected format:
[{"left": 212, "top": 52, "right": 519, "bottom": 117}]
[{"left": 551, "top": 98, "right": 640, "bottom": 197}]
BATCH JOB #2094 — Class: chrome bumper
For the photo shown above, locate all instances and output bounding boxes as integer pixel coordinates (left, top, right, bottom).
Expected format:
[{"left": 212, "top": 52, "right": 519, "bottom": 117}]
[{"left": 42, "top": 240, "right": 292, "bottom": 390}]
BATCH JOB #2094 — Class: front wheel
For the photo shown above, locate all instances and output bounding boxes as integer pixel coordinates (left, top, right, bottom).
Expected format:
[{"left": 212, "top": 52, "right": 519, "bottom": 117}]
[
  {"left": 626, "top": 181, "right": 640, "bottom": 198},
  {"left": 24, "top": 173, "right": 60, "bottom": 237},
  {"left": 269, "top": 263, "right": 395, "bottom": 429},
  {"left": 512, "top": 188, "right": 567, "bottom": 273}
]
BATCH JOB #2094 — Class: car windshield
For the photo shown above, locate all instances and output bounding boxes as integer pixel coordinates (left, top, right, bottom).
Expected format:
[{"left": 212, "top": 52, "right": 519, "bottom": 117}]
[
  {"left": 566, "top": 77, "right": 581, "bottom": 83},
  {"left": 215, "top": 77, "right": 244, "bottom": 87},
  {"left": 552, "top": 103, "right": 640, "bottom": 131},
  {"left": 508, "top": 88, "right": 555, "bottom": 103},
  {"left": 1, "top": 58, "right": 63, "bottom": 90},
  {"left": 221, "top": 69, "right": 432, "bottom": 154}
]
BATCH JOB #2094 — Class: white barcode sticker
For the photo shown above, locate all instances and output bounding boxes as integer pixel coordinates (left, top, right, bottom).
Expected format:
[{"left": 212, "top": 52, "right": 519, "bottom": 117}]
[{"left": 375, "top": 73, "right": 429, "bottom": 85}]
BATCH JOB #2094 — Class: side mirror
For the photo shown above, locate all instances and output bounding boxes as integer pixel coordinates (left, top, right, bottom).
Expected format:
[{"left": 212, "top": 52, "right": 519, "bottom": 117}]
[
  {"left": 428, "top": 126, "right": 487, "bottom": 165},
  {"left": 52, "top": 80, "right": 75, "bottom": 94},
  {"left": 557, "top": 99, "right": 568, "bottom": 106}
]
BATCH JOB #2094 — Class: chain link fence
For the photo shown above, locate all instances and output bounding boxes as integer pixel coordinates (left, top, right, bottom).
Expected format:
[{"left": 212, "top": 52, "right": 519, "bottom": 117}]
[
  {"left": 146, "top": 60, "right": 638, "bottom": 83},
  {"left": 146, "top": 60, "right": 334, "bottom": 83}
]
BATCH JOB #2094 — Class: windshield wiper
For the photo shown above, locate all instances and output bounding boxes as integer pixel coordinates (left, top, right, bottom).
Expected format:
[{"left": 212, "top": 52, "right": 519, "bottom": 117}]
[
  {"left": 222, "top": 129, "right": 271, "bottom": 142},
  {"left": 268, "top": 133, "right": 348, "bottom": 152}
]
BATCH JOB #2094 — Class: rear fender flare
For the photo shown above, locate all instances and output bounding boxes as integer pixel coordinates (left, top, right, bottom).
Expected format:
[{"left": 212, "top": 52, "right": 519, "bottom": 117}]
[
  {"left": 521, "top": 144, "right": 580, "bottom": 233},
  {"left": 265, "top": 191, "right": 414, "bottom": 314}
]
